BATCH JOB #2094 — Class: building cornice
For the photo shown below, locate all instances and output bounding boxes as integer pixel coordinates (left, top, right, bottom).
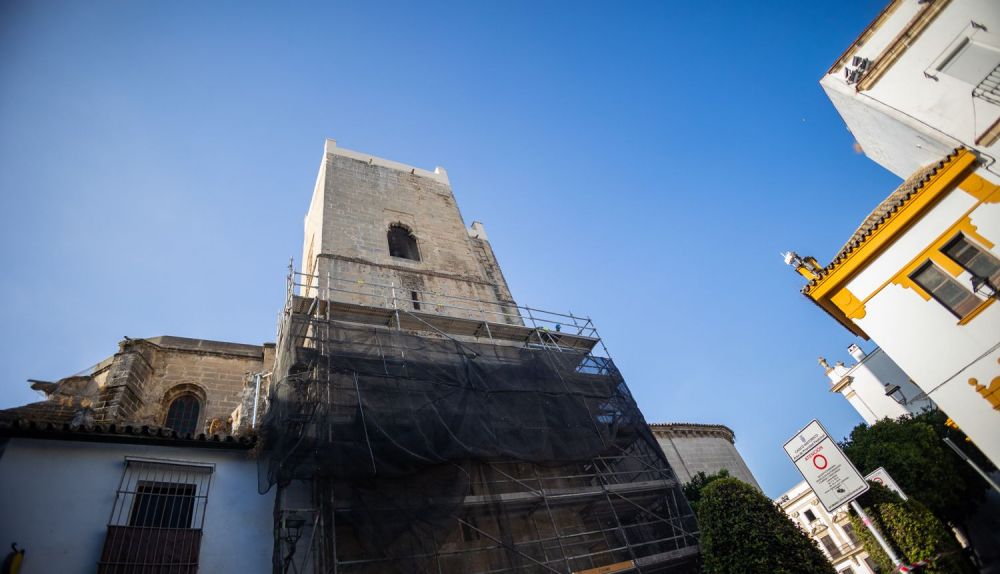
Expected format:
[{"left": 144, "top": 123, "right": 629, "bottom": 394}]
[
  {"left": 826, "top": 0, "right": 904, "bottom": 75},
  {"left": 649, "top": 422, "right": 736, "bottom": 444}
]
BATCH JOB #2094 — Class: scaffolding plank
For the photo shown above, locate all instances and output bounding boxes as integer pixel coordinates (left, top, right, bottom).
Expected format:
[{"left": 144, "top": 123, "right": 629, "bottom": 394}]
[{"left": 292, "top": 296, "right": 599, "bottom": 352}]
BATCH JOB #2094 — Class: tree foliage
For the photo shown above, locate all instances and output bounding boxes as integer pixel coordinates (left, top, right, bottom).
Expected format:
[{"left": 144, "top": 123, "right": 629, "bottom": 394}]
[
  {"left": 682, "top": 468, "right": 729, "bottom": 514},
  {"left": 849, "top": 483, "right": 975, "bottom": 574},
  {"left": 696, "top": 478, "right": 835, "bottom": 574},
  {"left": 839, "top": 410, "right": 992, "bottom": 525}
]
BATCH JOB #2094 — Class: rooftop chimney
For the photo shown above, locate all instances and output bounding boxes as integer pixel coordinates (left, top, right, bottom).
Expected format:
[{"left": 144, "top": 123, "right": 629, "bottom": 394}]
[{"left": 848, "top": 343, "right": 866, "bottom": 363}]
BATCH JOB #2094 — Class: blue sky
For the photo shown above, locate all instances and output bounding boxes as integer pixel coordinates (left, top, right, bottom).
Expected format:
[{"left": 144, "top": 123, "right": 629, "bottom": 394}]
[{"left": 0, "top": 0, "right": 902, "bottom": 497}]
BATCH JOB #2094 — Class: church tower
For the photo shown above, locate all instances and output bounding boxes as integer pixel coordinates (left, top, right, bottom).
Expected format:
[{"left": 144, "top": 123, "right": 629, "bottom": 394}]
[
  {"left": 259, "top": 140, "right": 701, "bottom": 574},
  {"left": 301, "top": 139, "right": 517, "bottom": 324}
]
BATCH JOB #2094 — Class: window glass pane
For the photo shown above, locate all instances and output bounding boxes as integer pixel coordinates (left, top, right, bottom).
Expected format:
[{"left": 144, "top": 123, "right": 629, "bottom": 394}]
[
  {"left": 941, "top": 40, "right": 1000, "bottom": 85},
  {"left": 165, "top": 395, "right": 200, "bottom": 435},
  {"left": 911, "top": 262, "right": 981, "bottom": 318},
  {"left": 129, "top": 482, "right": 196, "bottom": 528},
  {"left": 944, "top": 235, "right": 1000, "bottom": 283},
  {"left": 820, "top": 534, "right": 841, "bottom": 557}
]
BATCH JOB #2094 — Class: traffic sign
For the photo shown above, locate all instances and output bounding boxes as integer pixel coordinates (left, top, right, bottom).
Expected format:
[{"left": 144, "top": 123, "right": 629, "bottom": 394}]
[
  {"left": 865, "top": 467, "right": 907, "bottom": 500},
  {"left": 785, "top": 420, "right": 869, "bottom": 512}
]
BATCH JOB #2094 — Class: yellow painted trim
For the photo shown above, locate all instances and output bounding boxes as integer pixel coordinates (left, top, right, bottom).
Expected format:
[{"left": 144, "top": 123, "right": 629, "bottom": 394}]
[
  {"left": 959, "top": 173, "right": 1000, "bottom": 204},
  {"left": 889, "top": 217, "right": 994, "bottom": 299},
  {"left": 958, "top": 298, "right": 996, "bottom": 326},
  {"left": 831, "top": 287, "right": 867, "bottom": 320},
  {"left": 807, "top": 149, "right": 977, "bottom": 301}
]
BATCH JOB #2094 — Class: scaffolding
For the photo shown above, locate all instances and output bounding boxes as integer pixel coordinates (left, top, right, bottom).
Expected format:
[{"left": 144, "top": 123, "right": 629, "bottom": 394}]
[{"left": 258, "top": 265, "right": 700, "bottom": 574}]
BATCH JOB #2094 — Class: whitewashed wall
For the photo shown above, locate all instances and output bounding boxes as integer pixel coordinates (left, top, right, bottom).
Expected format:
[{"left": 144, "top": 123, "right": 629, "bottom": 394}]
[
  {"left": 0, "top": 438, "right": 274, "bottom": 574},
  {"left": 831, "top": 347, "right": 933, "bottom": 425},
  {"left": 821, "top": 0, "right": 1000, "bottom": 178},
  {"left": 845, "top": 179, "right": 1000, "bottom": 466}
]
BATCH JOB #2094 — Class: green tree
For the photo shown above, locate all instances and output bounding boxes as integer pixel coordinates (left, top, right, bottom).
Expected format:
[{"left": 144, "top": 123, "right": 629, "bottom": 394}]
[
  {"left": 849, "top": 483, "right": 975, "bottom": 574},
  {"left": 682, "top": 469, "right": 729, "bottom": 514},
  {"left": 696, "top": 478, "right": 835, "bottom": 574},
  {"left": 839, "top": 411, "right": 992, "bottom": 527}
]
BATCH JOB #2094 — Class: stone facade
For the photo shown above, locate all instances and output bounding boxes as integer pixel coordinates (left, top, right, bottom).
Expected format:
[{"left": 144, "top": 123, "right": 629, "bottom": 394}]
[
  {"left": 302, "top": 140, "right": 518, "bottom": 324},
  {"left": 21, "top": 335, "right": 272, "bottom": 435},
  {"left": 651, "top": 423, "right": 760, "bottom": 489}
]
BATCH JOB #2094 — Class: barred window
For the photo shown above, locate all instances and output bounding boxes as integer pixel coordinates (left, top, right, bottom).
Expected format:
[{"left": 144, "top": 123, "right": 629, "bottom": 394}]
[{"left": 98, "top": 458, "right": 213, "bottom": 574}]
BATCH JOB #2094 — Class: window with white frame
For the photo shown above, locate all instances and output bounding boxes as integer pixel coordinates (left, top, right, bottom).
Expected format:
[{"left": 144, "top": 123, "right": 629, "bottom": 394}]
[{"left": 97, "top": 458, "right": 214, "bottom": 574}]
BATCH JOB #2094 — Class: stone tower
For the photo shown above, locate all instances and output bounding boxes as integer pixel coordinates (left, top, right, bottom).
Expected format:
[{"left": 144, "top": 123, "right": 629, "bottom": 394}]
[{"left": 300, "top": 139, "right": 516, "bottom": 323}]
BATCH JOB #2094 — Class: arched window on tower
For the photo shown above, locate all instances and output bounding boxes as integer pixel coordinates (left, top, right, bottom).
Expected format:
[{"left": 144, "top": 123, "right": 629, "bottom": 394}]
[
  {"left": 164, "top": 394, "right": 201, "bottom": 435},
  {"left": 387, "top": 224, "right": 421, "bottom": 261}
]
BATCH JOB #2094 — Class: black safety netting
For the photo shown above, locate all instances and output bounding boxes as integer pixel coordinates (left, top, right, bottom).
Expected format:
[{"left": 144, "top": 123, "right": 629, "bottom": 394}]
[{"left": 259, "top": 317, "right": 700, "bottom": 573}]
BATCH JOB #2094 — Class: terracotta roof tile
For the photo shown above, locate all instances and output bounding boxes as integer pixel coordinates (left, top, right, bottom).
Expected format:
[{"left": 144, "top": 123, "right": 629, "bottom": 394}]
[{"left": 806, "top": 149, "right": 965, "bottom": 290}]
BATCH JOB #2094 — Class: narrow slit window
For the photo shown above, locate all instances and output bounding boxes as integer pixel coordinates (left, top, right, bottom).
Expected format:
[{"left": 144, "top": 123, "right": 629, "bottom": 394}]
[
  {"left": 942, "top": 234, "right": 1000, "bottom": 286},
  {"left": 387, "top": 224, "right": 420, "bottom": 261},
  {"left": 410, "top": 290, "right": 421, "bottom": 311},
  {"left": 911, "top": 262, "right": 981, "bottom": 318}
]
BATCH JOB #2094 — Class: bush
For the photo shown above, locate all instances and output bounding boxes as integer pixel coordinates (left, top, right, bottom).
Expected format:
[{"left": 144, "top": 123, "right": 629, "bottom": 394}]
[
  {"left": 849, "top": 483, "right": 975, "bottom": 574},
  {"left": 682, "top": 469, "right": 729, "bottom": 514},
  {"left": 840, "top": 411, "right": 992, "bottom": 527},
  {"left": 697, "top": 478, "right": 835, "bottom": 574}
]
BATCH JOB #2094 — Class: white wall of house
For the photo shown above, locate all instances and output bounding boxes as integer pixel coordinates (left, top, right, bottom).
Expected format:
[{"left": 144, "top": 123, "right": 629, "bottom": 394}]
[
  {"left": 824, "top": 346, "right": 934, "bottom": 425},
  {"left": 821, "top": 0, "right": 1000, "bottom": 178},
  {"left": 776, "top": 480, "right": 876, "bottom": 574},
  {"left": 843, "top": 176, "right": 1000, "bottom": 466},
  {"left": 0, "top": 438, "right": 274, "bottom": 574}
]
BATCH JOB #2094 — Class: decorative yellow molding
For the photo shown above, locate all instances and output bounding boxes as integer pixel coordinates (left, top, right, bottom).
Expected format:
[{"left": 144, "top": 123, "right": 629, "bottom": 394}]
[
  {"left": 958, "top": 298, "right": 996, "bottom": 326},
  {"left": 959, "top": 173, "right": 1000, "bottom": 204},
  {"left": 831, "top": 288, "right": 867, "bottom": 320},
  {"left": 969, "top": 370, "right": 1000, "bottom": 410},
  {"left": 890, "top": 217, "right": 995, "bottom": 302},
  {"left": 808, "top": 150, "right": 976, "bottom": 301}
]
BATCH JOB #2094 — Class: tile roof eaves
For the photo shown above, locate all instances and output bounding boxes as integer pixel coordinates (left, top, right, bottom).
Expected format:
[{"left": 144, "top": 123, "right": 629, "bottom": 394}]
[
  {"left": 0, "top": 418, "right": 256, "bottom": 450},
  {"left": 803, "top": 149, "right": 965, "bottom": 294}
]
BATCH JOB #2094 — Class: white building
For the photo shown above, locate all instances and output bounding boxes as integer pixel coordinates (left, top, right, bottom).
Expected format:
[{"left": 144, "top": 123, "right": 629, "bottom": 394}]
[
  {"left": 820, "top": 0, "right": 1000, "bottom": 180},
  {"left": 789, "top": 0, "right": 1000, "bottom": 467},
  {"left": 0, "top": 420, "right": 273, "bottom": 574},
  {"left": 650, "top": 423, "right": 760, "bottom": 489},
  {"left": 820, "top": 344, "right": 935, "bottom": 425},
  {"left": 776, "top": 481, "right": 879, "bottom": 574}
]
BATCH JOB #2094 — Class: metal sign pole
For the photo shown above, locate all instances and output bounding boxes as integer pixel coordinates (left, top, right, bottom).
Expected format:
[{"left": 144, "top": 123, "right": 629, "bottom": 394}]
[
  {"left": 944, "top": 437, "right": 1000, "bottom": 495},
  {"left": 850, "top": 499, "right": 903, "bottom": 569}
]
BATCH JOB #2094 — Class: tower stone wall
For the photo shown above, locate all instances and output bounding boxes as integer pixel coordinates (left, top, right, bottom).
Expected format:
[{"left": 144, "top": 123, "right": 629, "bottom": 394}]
[{"left": 302, "top": 140, "right": 518, "bottom": 323}]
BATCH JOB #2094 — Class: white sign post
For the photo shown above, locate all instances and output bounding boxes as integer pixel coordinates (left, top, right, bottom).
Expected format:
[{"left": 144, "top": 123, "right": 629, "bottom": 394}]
[
  {"left": 785, "top": 420, "right": 904, "bottom": 569},
  {"left": 865, "top": 467, "right": 908, "bottom": 500}
]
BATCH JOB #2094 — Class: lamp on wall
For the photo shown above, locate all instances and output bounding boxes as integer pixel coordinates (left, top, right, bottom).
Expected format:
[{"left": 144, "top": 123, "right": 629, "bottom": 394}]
[
  {"left": 970, "top": 274, "right": 997, "bottom": 299},
  {"left": 884, "top": 384, "right": 907, "bottom": 405}
]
